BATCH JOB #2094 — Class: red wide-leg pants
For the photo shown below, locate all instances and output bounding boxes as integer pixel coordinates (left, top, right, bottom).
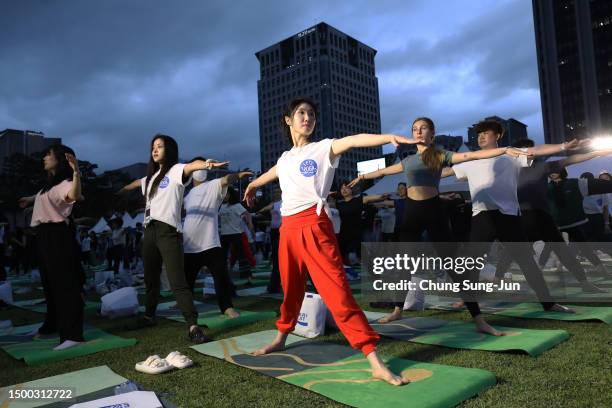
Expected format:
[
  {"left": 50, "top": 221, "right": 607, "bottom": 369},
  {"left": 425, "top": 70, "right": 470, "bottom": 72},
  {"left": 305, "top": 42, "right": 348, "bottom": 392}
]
[{"left": 276, "top": 206, "right": 379, "bottom": 356}]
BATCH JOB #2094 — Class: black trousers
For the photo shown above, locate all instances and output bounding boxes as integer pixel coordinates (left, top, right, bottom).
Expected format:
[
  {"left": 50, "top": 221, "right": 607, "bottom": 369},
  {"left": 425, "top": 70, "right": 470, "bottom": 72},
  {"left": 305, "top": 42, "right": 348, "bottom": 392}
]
[
  {"left": 399, "top": 196, "right": 481, "bottom": 317},
  {"left": 184, "top": 246, "right": 233, "bottom": 313},
  {"left": 539, "top": 223, "right": 604, "bottom": 268},
  {"left": 496, "top": 209, "right": 587, "bottom": 282},
  {"left": 220, "top": 233, "right": 252, "bottom": 279},
  {"left": 143, "top": 220, "right": 198, "bottom": 326},
  {"left": 470, "top": 210, "right": 554, "bottom": 308},
  {"left": 268, "top": 228, "right": 281, "bottom": 293},
  {"left": 36, "top": 222, "right": 85, "bottom": 342},
  {"left": 110, "top": 244, "right": 124, "bottom": 273}
]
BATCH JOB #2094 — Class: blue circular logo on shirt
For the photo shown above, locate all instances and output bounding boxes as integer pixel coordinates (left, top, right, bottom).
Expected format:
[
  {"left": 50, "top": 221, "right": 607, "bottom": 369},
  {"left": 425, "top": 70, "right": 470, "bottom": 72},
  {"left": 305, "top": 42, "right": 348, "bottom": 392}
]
[
  {"left": 299, "top": 159, "right": 317, "bottom": 177},
  {"left": 159, "top": 176, "right": 170, "bottom": 189}
]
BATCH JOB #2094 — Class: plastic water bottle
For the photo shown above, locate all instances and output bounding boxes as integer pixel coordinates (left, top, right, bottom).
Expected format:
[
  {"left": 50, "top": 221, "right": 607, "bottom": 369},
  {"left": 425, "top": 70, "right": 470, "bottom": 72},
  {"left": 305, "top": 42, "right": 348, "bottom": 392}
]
[{"left": 114, "top": 380, "right": 140, "bottom": 395}]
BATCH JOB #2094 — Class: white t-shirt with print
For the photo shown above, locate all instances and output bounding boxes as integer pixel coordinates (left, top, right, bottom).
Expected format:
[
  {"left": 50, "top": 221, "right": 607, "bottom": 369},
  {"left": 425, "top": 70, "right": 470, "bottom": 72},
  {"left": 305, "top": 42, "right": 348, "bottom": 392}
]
[
  {"left": 141, "top": 163, "right": 190, "bottom": 232},
  {"left": 183, "top": 178, "right": 227, "bottom": 253},
  {"left": 276, "top": 138, "right": 340, "bottom": 217},
  {"left": 219, "top": 203, "right": 247, "bottom": 235},
  {"left": 453, "top": 153, "right": 531, "bottom": 217}
]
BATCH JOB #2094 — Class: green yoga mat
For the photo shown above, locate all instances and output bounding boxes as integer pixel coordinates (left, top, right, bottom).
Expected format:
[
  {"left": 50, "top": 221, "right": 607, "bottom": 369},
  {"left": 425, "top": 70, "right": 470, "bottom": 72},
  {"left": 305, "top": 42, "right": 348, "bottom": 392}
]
[
  {"left": 429, "top": 301, "right": 612, "bottom": 323},
  {"left": 0, "top": 323, "right": 43, "bottom": 346},
  {"left": 0, "top": 365, "right": 128, "bottom": 408},
  {"left": 12, "top": 298, "right": 99, "bottom": 314},
  {"left": 192, "top": 330, "right": 496, "bottom": 408},
  {"left": 357, "top": 312, "right": 568, "bottom": 356},
  {"left": 233, "top": 278, "right": 269, "bottom": 287},
  {"left": 1, "top": 327, "right": 137, "bottom": 366},
  {"left": 142, "top": 300, "right": 276, "bottom": 329}
]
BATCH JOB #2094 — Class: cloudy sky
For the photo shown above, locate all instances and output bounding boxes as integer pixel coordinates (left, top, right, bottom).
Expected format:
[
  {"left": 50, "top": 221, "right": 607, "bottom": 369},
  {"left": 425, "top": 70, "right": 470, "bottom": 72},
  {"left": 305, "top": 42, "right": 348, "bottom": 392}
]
[{"left": 0, "top": 0, "right": 543, "bottom": 172}]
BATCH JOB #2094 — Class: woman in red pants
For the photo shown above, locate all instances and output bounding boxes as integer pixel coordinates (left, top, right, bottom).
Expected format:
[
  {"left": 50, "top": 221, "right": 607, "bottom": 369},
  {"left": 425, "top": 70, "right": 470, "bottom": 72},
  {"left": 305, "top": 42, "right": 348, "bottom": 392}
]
[{"left": 244, "top": 97, "right": 414, "bottom": 386}]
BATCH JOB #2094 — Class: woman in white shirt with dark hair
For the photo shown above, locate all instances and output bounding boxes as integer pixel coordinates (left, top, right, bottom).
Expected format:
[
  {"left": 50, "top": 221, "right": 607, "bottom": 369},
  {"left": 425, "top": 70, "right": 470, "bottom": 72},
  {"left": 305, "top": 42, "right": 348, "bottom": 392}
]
[{"left": 244, "top": 97, "right": 415, "bottom": 386}]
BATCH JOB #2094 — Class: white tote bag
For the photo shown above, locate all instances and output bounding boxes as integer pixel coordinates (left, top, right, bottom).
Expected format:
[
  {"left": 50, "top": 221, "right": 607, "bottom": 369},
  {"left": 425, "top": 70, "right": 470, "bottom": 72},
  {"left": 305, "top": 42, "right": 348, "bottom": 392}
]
[
  {"left": 292, "top": 292, "right": 327, "bottom": 338},
  {"left": 100, "top": 286, "right": 139, "bottom": 318}
]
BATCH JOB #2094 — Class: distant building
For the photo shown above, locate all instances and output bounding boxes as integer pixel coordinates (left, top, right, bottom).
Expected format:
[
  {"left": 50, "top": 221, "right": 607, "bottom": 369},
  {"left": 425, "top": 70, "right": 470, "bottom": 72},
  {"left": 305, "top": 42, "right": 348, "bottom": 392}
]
[
  {"left": 467, "top": 116, "right": 527, "bottom": 150},
  {"left": 256, "top": 22, "right": 382, "bottom": 181},
  {"left": 110, "top": 162, "right": 148, "bottom": 180},
  {"left": 0, "top": 129, "right": 61, "bottom": 173},
  {"left": 532, "top": 0, "right": 612, "bottom": 142}
]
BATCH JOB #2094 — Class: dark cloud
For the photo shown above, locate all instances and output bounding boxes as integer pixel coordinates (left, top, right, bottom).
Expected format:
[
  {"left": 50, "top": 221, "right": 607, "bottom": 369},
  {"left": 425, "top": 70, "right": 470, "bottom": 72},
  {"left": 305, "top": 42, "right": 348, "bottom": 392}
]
[{"left": 0, "top": 0, "right": 543, "bottom": 172}]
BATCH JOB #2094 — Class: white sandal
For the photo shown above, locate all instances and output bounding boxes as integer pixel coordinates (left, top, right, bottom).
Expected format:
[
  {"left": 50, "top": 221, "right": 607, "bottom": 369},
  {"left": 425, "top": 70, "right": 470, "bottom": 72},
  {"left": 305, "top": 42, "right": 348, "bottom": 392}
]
[
  {"left": 165, "top": 351, "right": 193, "bottom": 369},
  {"left": 135, "top": 355, "right": 174, "bottom": 374}
]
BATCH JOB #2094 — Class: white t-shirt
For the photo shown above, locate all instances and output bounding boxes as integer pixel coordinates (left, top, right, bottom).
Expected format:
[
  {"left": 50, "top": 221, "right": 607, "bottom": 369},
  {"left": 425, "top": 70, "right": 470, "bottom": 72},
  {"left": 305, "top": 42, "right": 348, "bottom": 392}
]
[
  {"left": 219, "top": 203, "right": 247, "bottom": 235},
  {"left": 270, "top": 201, "right": 282, "bottom": 229},
  {"left": 378, "top": 207, "right": 396, "bottom": 233},
  {"left": 453, "top": 153, "right": 531, "bottom": 217},
  {"left": 328, "top": 207, "right": 341, "bottom": 234},
  {"left": 141, "top": 163, "right": 190, "bottom": 232},
  {"left": 583, "top": 194, "right": 608, "bottom": 215},
  {"left": 183, "top": 179, "right": 227, "bottom": 253},
  {"left": 276, "top": 138, "right": 340, "bottom": 217},
  {"left": 111, "top": 228, "right": 126, "bottom": 246}
]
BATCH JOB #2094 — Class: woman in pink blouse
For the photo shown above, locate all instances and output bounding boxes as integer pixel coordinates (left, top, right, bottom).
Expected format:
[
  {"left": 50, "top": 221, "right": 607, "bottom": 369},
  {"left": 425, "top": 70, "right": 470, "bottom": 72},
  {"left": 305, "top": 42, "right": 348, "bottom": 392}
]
[{"left": 19, "top": 144, "right": 85, "bottom": 351}]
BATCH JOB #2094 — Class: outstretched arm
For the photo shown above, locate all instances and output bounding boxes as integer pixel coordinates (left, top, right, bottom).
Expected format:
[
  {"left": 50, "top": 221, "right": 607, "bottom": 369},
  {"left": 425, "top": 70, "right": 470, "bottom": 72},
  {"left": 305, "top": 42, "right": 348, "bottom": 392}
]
[
  {"left": 348, "top": 162, "right": 403, "bottom": 188},
  {"left": 558, "top": 149, "right": 612, "bottom": 167},
  {"left": 220, "top": 171, "right": 253, "bottom": 188},
  {"left": 257, "top": 202, "right": 274, "bottom": 214},
  {"left": 243, "top": 166, "right": 279, "bottom": 207},
  {"left": 118, "top": 179, "right": 142, "bottom": 194},
  {"left": 183, "top": 159, "right": 228, "bottom": 177},
  {"left": 65, "top": 153, "right": 83, "bottom": 202},
  {"left": 527, "top": 139, "right": 587, "bottom": 157},
  {"left": 363, "top": 193, "right": 390, "bottom": 205},
  {"left": 330, "top": 134, "right": 415, "bottom": 161},
  {"left": 451, "top": 147, "right": 514, "bottom": 164}
]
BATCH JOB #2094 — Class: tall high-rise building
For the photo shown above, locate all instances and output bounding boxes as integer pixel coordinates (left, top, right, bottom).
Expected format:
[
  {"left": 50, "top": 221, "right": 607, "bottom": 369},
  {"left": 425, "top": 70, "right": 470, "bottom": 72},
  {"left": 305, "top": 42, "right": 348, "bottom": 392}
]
[
  {"left": 255, "top": 22, "right": 382, "bottom": 182},
  {"left": 0, "top": 129, "right": 61, "bottom": 173},
  {"left": 466, "top": 116, "right": 528, "bottom": 150},
  {"left": 533, "top": 0, "right": 612, "bottom": 143}
]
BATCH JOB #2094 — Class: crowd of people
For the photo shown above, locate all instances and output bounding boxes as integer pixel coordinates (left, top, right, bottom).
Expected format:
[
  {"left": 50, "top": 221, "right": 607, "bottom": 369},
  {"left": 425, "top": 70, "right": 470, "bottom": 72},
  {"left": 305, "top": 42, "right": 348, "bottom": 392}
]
[{"left": 5, "top": 96, "right": 612, "bottom": 386}]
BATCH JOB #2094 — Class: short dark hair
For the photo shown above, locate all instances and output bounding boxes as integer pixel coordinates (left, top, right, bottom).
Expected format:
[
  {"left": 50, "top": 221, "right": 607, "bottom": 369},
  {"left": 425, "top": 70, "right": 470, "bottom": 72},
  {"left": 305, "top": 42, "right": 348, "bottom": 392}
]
[
  {"left": 512, "top": 138, "right": 534, "bottom": 148},
  {"left": 397, "top": 182, "right": 407, "bottom": 187},
  {"left": 474, "top": 120, "right": 503, "bottom": 136},
  {"left": 580, "top": 172, "right": 594, "bottom": 180}
]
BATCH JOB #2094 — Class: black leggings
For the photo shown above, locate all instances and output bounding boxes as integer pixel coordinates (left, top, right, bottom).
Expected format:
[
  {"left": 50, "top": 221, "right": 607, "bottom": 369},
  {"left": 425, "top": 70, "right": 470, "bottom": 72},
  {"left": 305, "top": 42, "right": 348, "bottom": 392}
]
[
  {"left": 470, "top": 210, "right": 554, "bottom": 309},
  {"left": 36, "top": 223, "right": 85, "bottom": 343},
  {"left": 539, "top": 223, "right": 604, "bottom": 267},
  {"left": 268, "top": 228, "right": 281, "bottom": 293},
  {"left": 184, "top": 247, "right": 233, "bottom": 313},
  {"left": 221, "top": 233, "right": 252, "bottom": 279},
  {"left": 399, "top": 196, "right": 481, "bottom": 317},
  {"left": 496, "top": 209, "right": 587, "bottom": 282}
]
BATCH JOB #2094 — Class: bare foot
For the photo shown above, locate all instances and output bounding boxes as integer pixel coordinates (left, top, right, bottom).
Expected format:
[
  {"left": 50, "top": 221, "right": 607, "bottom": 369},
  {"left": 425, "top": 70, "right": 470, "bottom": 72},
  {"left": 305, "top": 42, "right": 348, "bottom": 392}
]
[
  {"left": 474, "top": 316, "right": 506, "bottom": 336},
  {"left": 548, "top": 304, "right": 575, "bottom": 313},
  {"left": 377, "top": 307, "right": 402, "bottom": 324},
  {"left": 451, "top": 301, "right": 465, "bottom": 309},
  {"left": 224, "top": 308, "right": 240, "bottom": 318},
  {"left": 367, "top": 351, "right": 407, "bottom": 386},
  {"left": 251, "top": 331, "right": 287, "bottom": 356}
]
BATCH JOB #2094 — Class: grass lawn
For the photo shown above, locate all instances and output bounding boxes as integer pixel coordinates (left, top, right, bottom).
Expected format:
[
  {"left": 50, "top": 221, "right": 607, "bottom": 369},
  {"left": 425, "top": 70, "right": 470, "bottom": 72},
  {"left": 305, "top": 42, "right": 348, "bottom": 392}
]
[{"left": 1, "top": 280, "right": 611, "bottom": 408}]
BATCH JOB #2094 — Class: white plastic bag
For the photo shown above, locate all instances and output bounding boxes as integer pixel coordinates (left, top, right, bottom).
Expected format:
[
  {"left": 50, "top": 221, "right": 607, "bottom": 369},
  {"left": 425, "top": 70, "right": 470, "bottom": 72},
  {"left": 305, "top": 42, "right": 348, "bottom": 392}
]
[
  {"left": 202, "top": 276, "right": 216, "bottom": 295},
  {"left": 95, "top": 270, "right": 114, "bottom": 286},
  {"left": 0, "top": 281, "right": 13, "bottom": 304},
  {"left": 100, "top": 286, "right": 139, "bottom": 318},
  {"left": 403, "top": 276, "right": 425, "bottom": 311},
  {"left": 30, "top": 269, "right": 41, "bottom": 283},
  {"left": 293, "top": 292, "right": 327, "bottom": 338}
]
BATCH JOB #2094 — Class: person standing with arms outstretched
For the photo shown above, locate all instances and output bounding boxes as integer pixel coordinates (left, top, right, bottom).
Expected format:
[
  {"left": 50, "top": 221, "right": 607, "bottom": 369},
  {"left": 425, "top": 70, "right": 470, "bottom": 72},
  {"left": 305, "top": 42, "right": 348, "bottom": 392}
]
[
  {"left": 19, "top": 145, "right": 85, "bottom": 350},
  {"left": 118, "top": 134, "right": 226, "bottom": 344},
  {"left": 244, "top": 97, "right": 413, "bottom": 386}
]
